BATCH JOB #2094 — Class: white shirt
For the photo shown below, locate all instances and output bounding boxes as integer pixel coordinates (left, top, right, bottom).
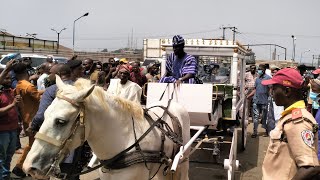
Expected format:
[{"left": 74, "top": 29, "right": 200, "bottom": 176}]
[
  {"left": 37, "top": 73, "right": 48, "bottom": 90},
  {"left": 265, "top": 69, "right": 272, "bottom": 77},
  {"left": 107, "top": 79, "right": 142, "bottom": 103}
]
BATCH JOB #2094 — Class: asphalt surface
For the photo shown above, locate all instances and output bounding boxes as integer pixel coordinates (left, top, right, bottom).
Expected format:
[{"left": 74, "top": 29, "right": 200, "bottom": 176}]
[{"left": 11, "top": 123, "right": 269, "bottom": 180}]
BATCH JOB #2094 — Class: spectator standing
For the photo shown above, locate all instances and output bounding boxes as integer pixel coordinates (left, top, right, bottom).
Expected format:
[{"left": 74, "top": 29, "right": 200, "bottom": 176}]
[
  {"left": 309, "top": 79, "right": 320, "bottom": 161},
  {"left": 37, "top": 63, "right": 52, "bottom": 90},
  {"left": 22, "top": 57, "right": 37, "bottom": 86},
  {"left": 270, "top": 66, "right": 284, "bottom": 124},
  {"left": 247, "top": 64, "right": 271, "bottom": 138},
  {"left": 146, "top": 63, "right": 160, "bottom": 82},
  {"left": 82, "top": 58, "right": 95, "bottom": 79},
  {"left": 107, "top": 65, "right": 142, "bottom": 103},
  {"left": 67, "top": 60, "right": 84, "bottom": 81},
  {"left": 245, "top": 64, "right": 257, "bottom": 117},
  {"left": 0, "top": 60, "right": 21, "bottom": 180},
  {"left": 264, "top": 63, "right": 272, "bottom": 77},
  {"left": 43, "top": 63, "right": 61, "bottom": 88},
  {"left": 11, "top": 63, "right": 43, "bottom": 178},
  {"left": 262, "top": 68, "right": 319, "bottom": 180},
  {"left": 130, "top": 61, "right": 147, "bottom": 87}
]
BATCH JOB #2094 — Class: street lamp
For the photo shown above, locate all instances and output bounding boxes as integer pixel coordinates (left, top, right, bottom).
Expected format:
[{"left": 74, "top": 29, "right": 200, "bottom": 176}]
[
  {"left": 73, "top": 12, "right": 89, "bottom": 53},
  {"left": 300, "top": 49, "right": 310, "bottom": 64},
  {"left": 51, "top": 28, "right": 66, "bottom": 52},
  {"left": 26, "top": 33, "right": 37, "bottom": 52},
  {"left": 291, "top": 35, "right": 296, "bottom": 61}
]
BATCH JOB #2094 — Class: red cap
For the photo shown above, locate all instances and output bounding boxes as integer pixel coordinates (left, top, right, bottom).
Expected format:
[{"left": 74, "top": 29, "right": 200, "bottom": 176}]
[
  {"left": 313, "top": 68, "right": 320, "bottom": 75},
  {"left": 118, "top": 65, "right": 130, "bottom": 73},
  {"left": 261, "top": 68, "right": 303, "bottom": 88}
]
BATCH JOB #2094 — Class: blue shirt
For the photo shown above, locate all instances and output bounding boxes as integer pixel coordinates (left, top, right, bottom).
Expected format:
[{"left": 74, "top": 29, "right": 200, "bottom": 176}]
[
  {"left": 31, "top": 80, "right": 73, "bottom": 131},
  {"left": 253, "top": 74, "right": 271, "bottom": 105}
]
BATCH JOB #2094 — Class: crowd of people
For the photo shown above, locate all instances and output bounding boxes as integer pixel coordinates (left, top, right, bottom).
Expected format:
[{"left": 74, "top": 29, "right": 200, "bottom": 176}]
[
  {"left": 2, "top": 33, "right": 320, "bottom": 179},
  {"left": 0, "top": 54, "right": 162, "bottom": 179}
]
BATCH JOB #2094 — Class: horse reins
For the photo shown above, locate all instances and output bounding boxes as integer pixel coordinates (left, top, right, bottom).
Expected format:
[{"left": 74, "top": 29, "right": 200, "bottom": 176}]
[{"left": 34, "top": 94, "right": 86, "bottom": 179}]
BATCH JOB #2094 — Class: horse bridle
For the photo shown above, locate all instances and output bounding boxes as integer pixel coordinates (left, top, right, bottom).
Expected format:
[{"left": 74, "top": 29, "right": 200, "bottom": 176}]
[{"left": 34, "top": 94, "right": 86, "bottom": 179}]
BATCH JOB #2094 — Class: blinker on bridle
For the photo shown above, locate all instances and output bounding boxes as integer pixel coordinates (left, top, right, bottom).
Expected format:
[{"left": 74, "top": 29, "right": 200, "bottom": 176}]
[{"left": 34, "top": 94, "right": 86, "bottom": 178}]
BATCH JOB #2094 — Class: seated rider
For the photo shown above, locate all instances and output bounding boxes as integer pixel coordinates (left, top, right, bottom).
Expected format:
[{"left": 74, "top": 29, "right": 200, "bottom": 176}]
[{"left": 159, "top": 35, "right": 198, "bottom": 85}]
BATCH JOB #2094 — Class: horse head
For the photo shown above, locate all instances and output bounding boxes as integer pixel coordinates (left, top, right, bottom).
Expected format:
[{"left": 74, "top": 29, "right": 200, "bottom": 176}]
[{"left": 23, "top": 75, "right": 95, "bottom": 179}]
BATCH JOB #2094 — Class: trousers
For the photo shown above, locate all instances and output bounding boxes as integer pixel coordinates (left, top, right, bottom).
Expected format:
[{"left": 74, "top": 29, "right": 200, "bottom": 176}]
[
  {"left": 0, "top": 130, "right": 17, "bottom": 170},
  {"left": 252, "top": 103, "right": 267, "bottom": 135}
]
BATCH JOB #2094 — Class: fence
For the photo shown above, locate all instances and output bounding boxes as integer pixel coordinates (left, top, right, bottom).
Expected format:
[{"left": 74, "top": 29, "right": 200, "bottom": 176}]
[{"left": 0, "top": 45, "right": 143, "bottom": 62}]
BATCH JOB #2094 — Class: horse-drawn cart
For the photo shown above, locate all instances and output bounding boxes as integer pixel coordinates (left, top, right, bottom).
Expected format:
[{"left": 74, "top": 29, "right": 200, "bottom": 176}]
[{"left": 144, "top": 38, "right": 255, "bottom": 180}]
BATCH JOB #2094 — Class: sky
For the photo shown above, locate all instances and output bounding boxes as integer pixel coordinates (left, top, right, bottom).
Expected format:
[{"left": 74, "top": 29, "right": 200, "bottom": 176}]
[{"left": 1, "top": 0, "right": 320, "bottom": 64}]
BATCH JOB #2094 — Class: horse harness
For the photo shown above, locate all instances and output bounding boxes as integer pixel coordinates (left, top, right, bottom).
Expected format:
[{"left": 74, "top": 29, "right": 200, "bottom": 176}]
[
  {"left": 34, "top": 94, "right": 86, "bottom": 179},
  {"left": 35, "top": 90, "right": 183, "bottom": 179},
  {"left": 100, "top": 103, "right": 183, "bottom": 177}
]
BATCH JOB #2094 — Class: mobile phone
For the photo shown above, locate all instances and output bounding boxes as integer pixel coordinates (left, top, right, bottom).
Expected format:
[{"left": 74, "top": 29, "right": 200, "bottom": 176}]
[{"left": 8, "top": 53, "right": 21, "bottom": 60}]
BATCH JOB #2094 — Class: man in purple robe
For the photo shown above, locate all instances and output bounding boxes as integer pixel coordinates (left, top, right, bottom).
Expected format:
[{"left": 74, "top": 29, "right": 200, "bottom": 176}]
[{"left": 159, "top": 35, "right": 197, "bottom": 85}]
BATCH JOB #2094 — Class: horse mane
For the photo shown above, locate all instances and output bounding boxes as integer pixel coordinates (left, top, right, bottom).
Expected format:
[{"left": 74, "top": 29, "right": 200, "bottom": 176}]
[{"left": 73, "top": 78, "right": 143, "bottom": 120}]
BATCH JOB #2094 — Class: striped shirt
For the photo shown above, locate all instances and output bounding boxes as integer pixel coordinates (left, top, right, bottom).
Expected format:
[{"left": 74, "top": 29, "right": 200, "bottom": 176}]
[
  {"left": 159, "top": 53, "right": 197, "bottom": 84},
  {"left": 245, "top": 72, "right": 257, "bottom": 89}
]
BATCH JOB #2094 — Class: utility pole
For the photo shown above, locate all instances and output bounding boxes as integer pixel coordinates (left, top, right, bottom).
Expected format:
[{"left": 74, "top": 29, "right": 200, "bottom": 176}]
[
  {"left": 317, "top": 55, "right": 320, "bottom": 68},
  {"left": 232, "top": 27, "right": 237, "bottom": 45},
  {"left": 26, "top": 33, "right": 37, "bottom": 52},
  {"left": 222, "top": 27, "right": 226, "bottom": 40},
  {"left": 313, "top": 55, "right": 314, "bottom": 67},
  {"left": 291, "top": 35, "right": 296, "bottom": 61},
  {"left": 51, "top": 28, "right": 66, "bottom": 53},
  {"left": 220, "top": 26, "right": 237, "bottom": 43},
  {"left": 244, "top": 43, "right": 287, "bottom": 60},
  {"left": 131, "top": 28, "right": 133, "bottom": 50},
  {"left": 312, "top": 55, "right": 320, "bottom": 67}
]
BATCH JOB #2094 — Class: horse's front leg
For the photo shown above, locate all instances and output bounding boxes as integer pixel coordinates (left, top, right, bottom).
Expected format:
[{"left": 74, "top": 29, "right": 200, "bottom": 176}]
[{"left": 98, "top": 164, "right": 149, "bottom": 180}]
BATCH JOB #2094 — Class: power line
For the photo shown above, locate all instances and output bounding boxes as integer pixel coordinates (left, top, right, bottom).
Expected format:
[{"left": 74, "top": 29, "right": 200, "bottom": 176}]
[
  {"left": 242, "top": 32, "right": 320, "bottom": 39},
  {"left": 39, "top": 28, "right": 222, "bottom": 41}
]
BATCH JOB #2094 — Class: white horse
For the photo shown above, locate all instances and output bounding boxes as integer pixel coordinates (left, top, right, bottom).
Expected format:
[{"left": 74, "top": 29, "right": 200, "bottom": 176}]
[{"left": 23, "top": 76, "right": 190, "bottom": 180}]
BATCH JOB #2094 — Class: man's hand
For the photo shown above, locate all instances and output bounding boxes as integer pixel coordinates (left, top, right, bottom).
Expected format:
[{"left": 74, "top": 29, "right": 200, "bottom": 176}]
[
  {"left": 29, "top": 74, "right": 39, "bottom": 81},
  {"left": 175, "top": 79, "right": 182, "bottom": 87},
  {"left": 25, "top": 126, "right": 36, "bottom": 136},
  {"left": 6, "top": 59, "right": 17, "bottom": 70},
  {"left": 13, "top": 95, "right": 22, "bottom": 106}
]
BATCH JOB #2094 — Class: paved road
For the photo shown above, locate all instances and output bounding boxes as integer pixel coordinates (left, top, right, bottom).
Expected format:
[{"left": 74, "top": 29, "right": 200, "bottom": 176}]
[{"left": 11, "top": 123, "right": 269, "bottom": 180}]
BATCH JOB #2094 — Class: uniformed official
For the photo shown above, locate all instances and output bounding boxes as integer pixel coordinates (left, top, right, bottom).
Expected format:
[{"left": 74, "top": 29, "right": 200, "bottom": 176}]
[{"left": 261, "top": 68, "right": 320, "bottom": 180}]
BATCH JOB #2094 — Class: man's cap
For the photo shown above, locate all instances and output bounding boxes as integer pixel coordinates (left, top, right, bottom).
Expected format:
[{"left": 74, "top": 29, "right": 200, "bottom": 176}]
[
  {"left": 313, "top": 68, "right": 320, "bottom": 75},
  {"left": 261, "top": 68, "right": 303, "bottom": 89},
  {"left": 66, "top": 60, "right": 82, "bottom": 69},
  {"left": 118, "top": 65, "right": 130, "bottom": 73},
  {"left": 270, "top": 65, "right": 280, "bottom": 71},
  {"left": 119, "top": 58, "right": 128, "bottom": 64},
  {"left": 172, "top": 35, "right": 185, "bottom": 46}
]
